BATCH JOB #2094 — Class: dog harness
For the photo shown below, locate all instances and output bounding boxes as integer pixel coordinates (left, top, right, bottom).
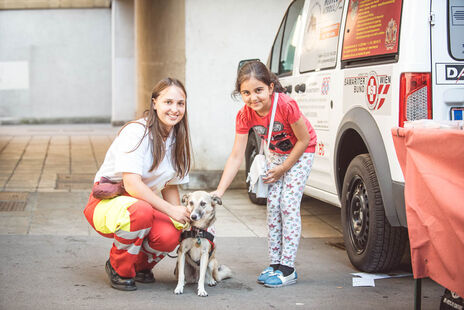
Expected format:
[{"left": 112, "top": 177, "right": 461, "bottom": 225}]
[{"left": 180, "top": 227, "right": 215, "bottom": 261}]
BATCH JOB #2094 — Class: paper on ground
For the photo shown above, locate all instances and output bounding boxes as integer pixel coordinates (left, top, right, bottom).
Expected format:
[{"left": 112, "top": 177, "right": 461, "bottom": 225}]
[
  {"left": 352, "top": 277, "right": 376, "bottom": 287},
  {"left": 351, "top": 272, "right": 412, "bottom": 287},
  {"left": 351, "top": 272, "right": 412, "bottom": 280}
]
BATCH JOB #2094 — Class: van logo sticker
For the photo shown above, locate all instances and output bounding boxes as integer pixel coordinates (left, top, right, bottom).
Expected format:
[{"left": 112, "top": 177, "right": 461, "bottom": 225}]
[
  {"left": 385, "top": 19, "right": 398, "bottom": 50},
  {"left": 321, "top": 77, "right": 330, "bottom": 95},
  {"left": 343, "top": 68, "right": 392, "bottom": 115},
  {"left": 366, "top": 71, "right": 390, "bottom": 110},
  {"left": 445, "top": 64, "right": 464, "bottom": 83}
]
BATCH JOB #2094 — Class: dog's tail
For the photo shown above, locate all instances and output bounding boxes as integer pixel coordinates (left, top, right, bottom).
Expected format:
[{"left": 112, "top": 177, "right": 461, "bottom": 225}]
[{"left": 215, "top": 264, "right": 232, "bottom": 281}]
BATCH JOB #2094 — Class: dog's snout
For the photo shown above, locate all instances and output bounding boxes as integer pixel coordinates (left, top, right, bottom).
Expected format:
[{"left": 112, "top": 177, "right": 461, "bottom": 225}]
[{"left": 190, "top": 214, "right": 197, "bottom": 221}]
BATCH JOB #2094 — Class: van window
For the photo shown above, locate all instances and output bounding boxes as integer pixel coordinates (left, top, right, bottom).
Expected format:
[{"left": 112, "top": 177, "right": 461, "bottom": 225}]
[
  {"left": 271, "top": 16, "right": 286, "bottom": 74},
  {"left": 300, "top": 0, "right": 344, "bottom": 72},
  {"left": 449, "top": 0, "right": 464, "bottom": 60},
  {"left": 341, "top": 0, "right": 403, "bottom": 63},
  {"left": 270, "top": 0, "right": 304, "bottom": 76}
]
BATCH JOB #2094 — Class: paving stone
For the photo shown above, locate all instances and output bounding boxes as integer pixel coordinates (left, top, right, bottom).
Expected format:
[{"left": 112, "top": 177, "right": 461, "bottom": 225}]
[
  {"left": 29, "top": 209, "right": 88, "bottom": 235},
  {"left": 0, "top": 216, "right": 30, "bottom": 234},
  {"left": 318, "top": 213, "right": 343, "bottom": 233},
  {"left": 301, "top": 215, "right": 343, "bottom": 238}
]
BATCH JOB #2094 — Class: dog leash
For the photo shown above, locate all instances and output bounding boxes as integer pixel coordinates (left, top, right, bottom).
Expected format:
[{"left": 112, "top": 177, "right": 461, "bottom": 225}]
[{"left": 167, "top": 246, "right": 179, "bottom": 258}]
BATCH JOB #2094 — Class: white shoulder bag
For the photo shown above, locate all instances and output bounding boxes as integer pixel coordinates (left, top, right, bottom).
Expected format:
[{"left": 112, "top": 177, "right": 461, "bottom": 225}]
[{"left": 246, "top": 93, "right": 279, "bottom": 198}]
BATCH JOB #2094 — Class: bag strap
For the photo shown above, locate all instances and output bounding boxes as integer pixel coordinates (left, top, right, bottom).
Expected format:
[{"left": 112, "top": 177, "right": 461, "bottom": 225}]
[
  {"left": 259, "top": 92, "right": 279, "bottom": 155},
  {"left": 266, "top": 93, "right": 279, "bottom": 150}
]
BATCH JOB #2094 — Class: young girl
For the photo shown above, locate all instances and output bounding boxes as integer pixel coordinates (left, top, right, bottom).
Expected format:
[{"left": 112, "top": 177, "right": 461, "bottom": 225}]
[
  {"left": 84, "top": 78, "right": 191, "bottom": 291},
  {"left": 213, "top": 61, "right": 317, "bottom": 287}
]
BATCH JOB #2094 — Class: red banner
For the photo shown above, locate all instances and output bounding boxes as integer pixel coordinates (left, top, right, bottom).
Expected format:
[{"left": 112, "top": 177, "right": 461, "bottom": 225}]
[
  {"left": 342, "top": 0, "right": 402, "bottom": 60},
  {"left": 392, "top": 127, "right": 464, "bottom": 297}
]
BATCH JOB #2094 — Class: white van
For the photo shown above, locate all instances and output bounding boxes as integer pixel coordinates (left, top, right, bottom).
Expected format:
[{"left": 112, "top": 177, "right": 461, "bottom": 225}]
[{"left": 244, "top": 0, "right": 464, "bottom": 272}]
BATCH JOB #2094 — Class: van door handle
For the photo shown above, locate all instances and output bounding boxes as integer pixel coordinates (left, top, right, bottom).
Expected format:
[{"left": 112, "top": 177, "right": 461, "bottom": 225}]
[
  {"left": 284, "top": 85, "right": 292, "bottom": 94},
  {"left": 295, "top": 83, "right": 306, "bottom": 93}
]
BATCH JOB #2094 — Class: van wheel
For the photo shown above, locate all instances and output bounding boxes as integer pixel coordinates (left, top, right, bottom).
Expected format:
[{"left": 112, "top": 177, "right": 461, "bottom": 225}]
[
  {"left": 341, "top": 154, "right": 407, "bottom": 272},
  {"left": 245, "top": 131, "right": 267, "bottom": 205}
]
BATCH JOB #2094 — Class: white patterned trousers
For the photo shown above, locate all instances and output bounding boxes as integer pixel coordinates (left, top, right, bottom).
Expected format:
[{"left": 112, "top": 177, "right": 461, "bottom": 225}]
[{"left": 266, "top": 152, "right": 314, "bottom": 267}]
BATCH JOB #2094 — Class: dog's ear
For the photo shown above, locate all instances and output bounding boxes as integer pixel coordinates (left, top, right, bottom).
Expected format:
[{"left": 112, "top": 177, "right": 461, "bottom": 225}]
[
  {"left": 181, "top": 193, "right": 190, "bottom": 206},
  {"left": 211, "top": 195, "right": 222, "bottom": 207}
]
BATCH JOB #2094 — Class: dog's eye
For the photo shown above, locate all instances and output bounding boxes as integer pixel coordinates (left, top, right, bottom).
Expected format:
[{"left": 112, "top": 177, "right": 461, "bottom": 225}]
[
  {"left": 200, "top": 201, "right": 206, "bottom": 207},
  {"left": 189, "top": 201, "right": 194, "bottom": 206}
]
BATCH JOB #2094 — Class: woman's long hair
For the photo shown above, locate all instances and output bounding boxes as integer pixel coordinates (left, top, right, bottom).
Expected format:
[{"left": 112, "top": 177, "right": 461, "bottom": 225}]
[{"left": 124, "top": 78, "right": 191, "bottom": 179}]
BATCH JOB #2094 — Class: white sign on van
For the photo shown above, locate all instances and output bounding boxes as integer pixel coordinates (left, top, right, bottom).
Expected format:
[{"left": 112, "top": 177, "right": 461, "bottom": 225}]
[
  {"left": 436, "top": 63, "right": 464, "bottom": 85},
  {"left": 300, "top": 0, "right": 344, "bottom": 72},
  {"left": 0, "top": 61, "right": 29, "bottom": 90},
  {"left": 299, "top": 73, "right": 332, "bottom": 131},
  {"left": 343, "top": 68, "right": 392, "bottom": 115}
]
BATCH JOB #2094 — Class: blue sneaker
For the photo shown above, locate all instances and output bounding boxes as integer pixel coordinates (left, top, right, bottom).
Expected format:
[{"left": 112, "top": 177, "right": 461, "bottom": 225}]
[
  {"left": 257, "top": 267, "right": 275, "bottom": 284},
  {"left": 264, "top": 270, "right": 297, "bottom": 287}
]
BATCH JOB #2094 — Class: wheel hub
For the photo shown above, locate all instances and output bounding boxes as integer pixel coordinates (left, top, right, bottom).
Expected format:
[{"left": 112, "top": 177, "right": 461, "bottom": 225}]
[{"left": 347, "top": 176, "right": 369, "bottom": 254}]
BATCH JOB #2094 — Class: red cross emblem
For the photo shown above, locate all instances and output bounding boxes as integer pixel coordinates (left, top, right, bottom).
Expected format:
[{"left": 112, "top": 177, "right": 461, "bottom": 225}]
[
  {"left": 366, "top": 75, "right": 378, "bottom": 108},
  {"left": 365, "top": 72, "right": 390, "bottom": 110}
]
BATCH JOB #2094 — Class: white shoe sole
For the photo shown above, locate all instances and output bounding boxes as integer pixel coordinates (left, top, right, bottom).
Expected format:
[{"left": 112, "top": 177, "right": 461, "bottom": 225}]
[{"left": 263, "top": 278, "right": 297, "bottom": 288}]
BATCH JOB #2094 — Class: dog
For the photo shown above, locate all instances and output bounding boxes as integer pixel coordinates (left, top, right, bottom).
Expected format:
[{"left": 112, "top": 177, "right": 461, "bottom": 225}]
[{"left": 174, "top": 191, "right": 232, "bottom": 297}]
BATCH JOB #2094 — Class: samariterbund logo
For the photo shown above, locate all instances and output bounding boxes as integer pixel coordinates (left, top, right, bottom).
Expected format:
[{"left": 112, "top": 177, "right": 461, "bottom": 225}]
[
  {"left": 445, "top": 64, "right": 464, "bottom": 82},
  {"left": 366, "top": 71, "right": 391, "bottom": 110}
]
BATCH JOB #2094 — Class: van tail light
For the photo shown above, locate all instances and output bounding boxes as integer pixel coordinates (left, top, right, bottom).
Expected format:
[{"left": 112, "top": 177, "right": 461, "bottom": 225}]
[{"left": 399, "top": 73, "right": 432, "bottom": 127}]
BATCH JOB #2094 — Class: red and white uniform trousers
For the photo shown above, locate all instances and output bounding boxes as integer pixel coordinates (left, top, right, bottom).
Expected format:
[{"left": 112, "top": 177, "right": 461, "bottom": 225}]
[{"left": 84, "top": 193, "right": 180, "bottom": 278}]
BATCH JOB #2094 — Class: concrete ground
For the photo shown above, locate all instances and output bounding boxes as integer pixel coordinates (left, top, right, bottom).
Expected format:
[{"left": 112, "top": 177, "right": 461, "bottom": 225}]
[{"left": 0, "top": 124, "right": 443, "bottom": 309}]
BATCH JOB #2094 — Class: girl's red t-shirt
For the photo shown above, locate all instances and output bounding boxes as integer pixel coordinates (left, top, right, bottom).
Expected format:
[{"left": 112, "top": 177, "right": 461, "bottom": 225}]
[{"left": 235, "top": 93, "right": 317, "bottom": 154}]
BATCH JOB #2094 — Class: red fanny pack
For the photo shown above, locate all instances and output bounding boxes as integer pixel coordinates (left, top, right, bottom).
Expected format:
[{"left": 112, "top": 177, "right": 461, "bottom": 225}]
[{"left": 92, "top": 177, "right": 125, "bottom": 199}]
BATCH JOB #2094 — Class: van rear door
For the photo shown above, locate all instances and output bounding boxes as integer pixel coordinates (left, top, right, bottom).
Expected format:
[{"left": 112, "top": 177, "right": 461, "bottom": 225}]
[{"left": 431, "top": 0, "right": 464, "bottom": 121}]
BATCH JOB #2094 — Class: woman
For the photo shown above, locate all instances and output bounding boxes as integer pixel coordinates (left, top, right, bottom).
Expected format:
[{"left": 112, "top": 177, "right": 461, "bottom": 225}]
[{"left": 84, "top": 78, "right": 191, "bottom": 291}]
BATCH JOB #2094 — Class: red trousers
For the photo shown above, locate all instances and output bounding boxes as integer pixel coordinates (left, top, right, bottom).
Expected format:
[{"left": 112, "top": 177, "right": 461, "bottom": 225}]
[{"left": 84, "top": 192, "right": 180, "bottom": 278}]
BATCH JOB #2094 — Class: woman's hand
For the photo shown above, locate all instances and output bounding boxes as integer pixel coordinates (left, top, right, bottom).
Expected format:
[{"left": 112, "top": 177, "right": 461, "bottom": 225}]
[
  {"left": 263, "top": 165, "right": 286, "bottom": 184},
  {"left": 169, "top": 205, "right": 191, "bottom": 224}
]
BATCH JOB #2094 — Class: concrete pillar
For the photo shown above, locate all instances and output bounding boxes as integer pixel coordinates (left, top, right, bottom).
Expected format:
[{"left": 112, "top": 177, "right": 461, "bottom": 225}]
[
  {"left": 111, "top": 0, "right": 135, "bottom": 125},
  {"left": 134, "top": 0, "right": 186, "bottom": 117}
]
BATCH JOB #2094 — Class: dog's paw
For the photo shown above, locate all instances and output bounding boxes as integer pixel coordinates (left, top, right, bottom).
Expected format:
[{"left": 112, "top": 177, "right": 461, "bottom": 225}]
[
  {"left": 207, "top": 279, "right": 217, "bottom": 287},
  {"left": 197, "top": 288, "right": 208, "bottom": 297},
  {"left": 174, "top": 286, "right": 184, "bottom": 295}
]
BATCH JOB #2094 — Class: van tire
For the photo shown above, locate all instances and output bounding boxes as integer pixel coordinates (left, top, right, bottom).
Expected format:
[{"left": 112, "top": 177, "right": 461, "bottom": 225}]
[
  {"left": 245, "top": 131, "right": 267, "bottom": 205},
  {"left": 341, "top": 154, "right": 408, "bottom": 272}
]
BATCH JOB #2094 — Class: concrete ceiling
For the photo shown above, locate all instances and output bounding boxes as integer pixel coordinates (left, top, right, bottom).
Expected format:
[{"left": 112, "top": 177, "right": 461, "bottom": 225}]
[{"left": 0, "top": 0, "right": 111, "bottom": 9}]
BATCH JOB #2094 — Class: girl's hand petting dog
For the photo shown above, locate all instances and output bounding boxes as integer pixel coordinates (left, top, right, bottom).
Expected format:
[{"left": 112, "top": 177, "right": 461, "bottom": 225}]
[{"left": 209, "top": 190, "right": 222, "bottom": 198}]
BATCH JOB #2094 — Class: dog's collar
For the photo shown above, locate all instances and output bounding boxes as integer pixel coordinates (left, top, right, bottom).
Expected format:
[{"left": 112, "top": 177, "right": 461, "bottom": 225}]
[
  {"left": 180, "top": 227, "right": 216, "bottom": 264},
  {"left": 180, "top": 226, "right": 215, "bottom": 246}
]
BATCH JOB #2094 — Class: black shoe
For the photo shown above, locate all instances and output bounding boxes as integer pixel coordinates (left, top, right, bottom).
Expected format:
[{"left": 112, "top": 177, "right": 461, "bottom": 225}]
[
  {"left": 135, "top": 270, "right": 155, "bottom": 283},
  {"left": 105, "top": 260, "right": 137, "bottom": 291}
]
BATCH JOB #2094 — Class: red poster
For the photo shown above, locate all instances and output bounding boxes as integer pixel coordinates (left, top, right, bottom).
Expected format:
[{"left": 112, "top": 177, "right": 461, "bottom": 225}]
[{"left": 342, "top": 0, "right": 402, "bottom": 61}]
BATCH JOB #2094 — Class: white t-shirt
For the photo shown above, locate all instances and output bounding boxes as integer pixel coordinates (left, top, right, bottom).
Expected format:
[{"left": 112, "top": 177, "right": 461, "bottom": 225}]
[{"left": 94, "top": 119, "right": 189, "bottom": 191}]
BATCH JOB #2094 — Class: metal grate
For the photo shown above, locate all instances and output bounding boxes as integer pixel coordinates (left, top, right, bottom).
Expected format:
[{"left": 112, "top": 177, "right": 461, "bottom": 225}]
[
  {"left": 0, "top": 192, "right": 29, "bottom": 212},
  {"left": 55, "top": 173, "right": 95, "bottom": 190}
]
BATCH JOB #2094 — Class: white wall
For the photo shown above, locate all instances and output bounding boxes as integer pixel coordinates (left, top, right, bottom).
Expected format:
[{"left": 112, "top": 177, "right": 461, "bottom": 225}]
[
  {"left": 112, "top": 0, "right": 135, "bottom": 124},
  {"left": 0, "top": 9, "right": 111, "bottom": 122},
  {"left": 185, "top": 0, "right": 292, "bottom": 170}
]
